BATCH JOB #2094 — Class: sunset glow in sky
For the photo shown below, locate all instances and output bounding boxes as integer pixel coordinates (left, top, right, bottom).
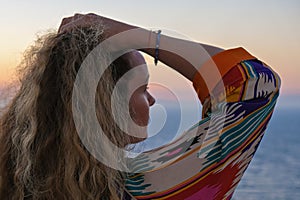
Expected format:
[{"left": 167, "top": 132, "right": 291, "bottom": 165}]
[{"left": 0, "top": 0, "right": 299, "bottom": 97}]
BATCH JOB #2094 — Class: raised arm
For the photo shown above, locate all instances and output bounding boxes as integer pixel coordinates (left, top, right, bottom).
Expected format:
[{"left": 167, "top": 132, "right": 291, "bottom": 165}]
[
  {"left": 59, "top": 13, "right": 224, "bottom": 81},
  {"left": 142, "top": 33, "right": 224, "bottom": 81}
]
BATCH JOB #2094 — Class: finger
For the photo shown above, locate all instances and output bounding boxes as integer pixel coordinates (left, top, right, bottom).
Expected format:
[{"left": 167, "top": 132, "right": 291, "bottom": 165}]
[
  {"left": 58, "top": 16, "right": 73, "bottom": 32},
  {"left": 58, "top": 14, "right": 84, "bottom": 33},
  {"left": 58, "top": 24, "right": 68, "bottom": 33},
  {"left": 86, "top": 13, "right": 98, "bottom": 17},
  {"left": 60, "top": 13, "right": 83, "bottom": 26},
  {"left": 61, "top": 17, "right": 72, "bottom": 25},
  {"left": 73, "top": 13, "right": 84, "bottom": 21}
]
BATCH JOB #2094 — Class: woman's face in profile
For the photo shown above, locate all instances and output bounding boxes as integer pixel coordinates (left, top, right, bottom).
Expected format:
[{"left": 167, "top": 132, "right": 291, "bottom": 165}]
[{"left": 121, "top": 51, "right": 156, "bottom": 143}]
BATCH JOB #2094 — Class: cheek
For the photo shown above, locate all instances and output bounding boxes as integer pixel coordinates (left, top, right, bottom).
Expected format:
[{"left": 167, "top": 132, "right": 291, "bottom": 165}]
[
  {"left": 129, "top": 94, "right": 150, "bottom": 126},
  {"left": 127, "top": 94, "right": 149, "bottom": 144}
]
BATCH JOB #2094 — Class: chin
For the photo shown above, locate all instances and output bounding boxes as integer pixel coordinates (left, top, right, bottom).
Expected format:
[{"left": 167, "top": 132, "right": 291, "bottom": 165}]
[
  {"left": 127, "top": 122, "right": 148, "bottom": 144},
  {"left": 129, "top": 133, "right": 148, "bottom": 144}
]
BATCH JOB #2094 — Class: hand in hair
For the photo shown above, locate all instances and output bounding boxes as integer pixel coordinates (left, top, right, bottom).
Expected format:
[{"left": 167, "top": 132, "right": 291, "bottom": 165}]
[
  {"left": 58, "top": 13, "right": 224, "bottom": 81},
  {"left": 58, "top": 13, "right": 135, "bottom": 37}
]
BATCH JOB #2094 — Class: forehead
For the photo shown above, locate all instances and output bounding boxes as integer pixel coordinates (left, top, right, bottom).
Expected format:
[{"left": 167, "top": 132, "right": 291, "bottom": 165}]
[
  {"left": 112, "top": 50, "right": 149, "bottom": 82},
  {"left": 122, "top": 51, "right": 149, "bottom": 87},
  {"left": 124, "top": 50, "right": 147, "bottom": 69},
  {"left": 125, "top": 50, "right": 148, "bottom": 76}
]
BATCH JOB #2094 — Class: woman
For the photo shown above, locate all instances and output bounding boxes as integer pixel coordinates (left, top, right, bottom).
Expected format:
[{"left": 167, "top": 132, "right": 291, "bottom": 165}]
[
  {"left": 0, "top": 13, "right": 280, "bottom": 199},
  {"left": 0, "top": 24, "right": 154, "bottom": 199}
]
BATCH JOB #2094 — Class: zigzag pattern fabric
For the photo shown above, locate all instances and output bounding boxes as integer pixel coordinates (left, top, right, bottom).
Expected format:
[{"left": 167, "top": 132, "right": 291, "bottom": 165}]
[{"left": 124, "top": 48, "right": 281, "bottom": 200}]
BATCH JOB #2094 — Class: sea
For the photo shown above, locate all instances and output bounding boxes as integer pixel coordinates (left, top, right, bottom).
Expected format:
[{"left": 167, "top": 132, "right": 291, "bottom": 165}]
[
  {"left": 232, "top": 106, "right": 300, "bottom": 199},
  {"left": 1, "top": 94, "right": 299, "bottom": 199}
]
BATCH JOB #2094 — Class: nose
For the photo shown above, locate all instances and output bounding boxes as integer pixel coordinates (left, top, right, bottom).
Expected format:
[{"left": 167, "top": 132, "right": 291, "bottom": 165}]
[{"left": 148, "top": 93, "right": 156, "bottom": 107}]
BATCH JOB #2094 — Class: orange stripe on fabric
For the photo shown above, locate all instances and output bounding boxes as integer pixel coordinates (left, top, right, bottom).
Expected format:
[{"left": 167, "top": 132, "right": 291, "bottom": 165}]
[
  {"left": 136, "top": 104, "right": 275, "bottom": 199},
  {"left": 165, "top": 118, "right": 271, "bottom": 200},
  {"left": 193, "top": 47, "right": 256, "bottom": 104},
  {"left": 137, "top": 111, "right": 273, "bottom": 200}
]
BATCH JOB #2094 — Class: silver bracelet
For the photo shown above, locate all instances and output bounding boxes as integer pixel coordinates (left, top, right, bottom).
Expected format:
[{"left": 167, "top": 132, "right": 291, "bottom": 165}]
[{"left": 154, "top": 30, "right": 161, "bottom": 66}]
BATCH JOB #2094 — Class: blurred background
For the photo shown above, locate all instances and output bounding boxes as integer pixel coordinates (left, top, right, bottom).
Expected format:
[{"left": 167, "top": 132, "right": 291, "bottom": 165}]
[{"left": 0, "top": 0, "right": 299, "bottom": 199}]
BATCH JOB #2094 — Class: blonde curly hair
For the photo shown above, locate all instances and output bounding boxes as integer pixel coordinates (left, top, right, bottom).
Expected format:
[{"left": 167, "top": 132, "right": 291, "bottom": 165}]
[{"left": 0, "top": 25, "right": 132, "bottom": 199}]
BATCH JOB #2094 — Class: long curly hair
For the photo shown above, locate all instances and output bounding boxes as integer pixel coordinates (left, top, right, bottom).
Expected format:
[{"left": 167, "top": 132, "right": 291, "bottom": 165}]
[{"left": 0, "top": 25, "right": 133, "bottom": 199}]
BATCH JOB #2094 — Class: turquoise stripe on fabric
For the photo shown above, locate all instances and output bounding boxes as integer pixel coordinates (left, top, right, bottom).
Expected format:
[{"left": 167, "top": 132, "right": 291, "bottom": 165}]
[
  {"left": 187, "top": 116, "right": 210, "bottom": 132},
  {"left": 243, "top": 61, "right": 258, "bottom": 78},
  {"left": 126, "top": 179, "right": 145, "bottom": 185},
  {"left": 199, "top": 95, "right": 278, "bottom": 169},
  {"left": 220, "top": 98, "right": 277, "bottom": 159},
  {"left": 200, "top": 100, "right": 275, "bottom": 169}
]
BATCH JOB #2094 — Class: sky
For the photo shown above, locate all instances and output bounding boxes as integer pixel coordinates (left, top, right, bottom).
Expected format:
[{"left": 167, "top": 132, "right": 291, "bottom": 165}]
[{"left": 0, "top": 0, "right": 299, "bottom": 102}]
